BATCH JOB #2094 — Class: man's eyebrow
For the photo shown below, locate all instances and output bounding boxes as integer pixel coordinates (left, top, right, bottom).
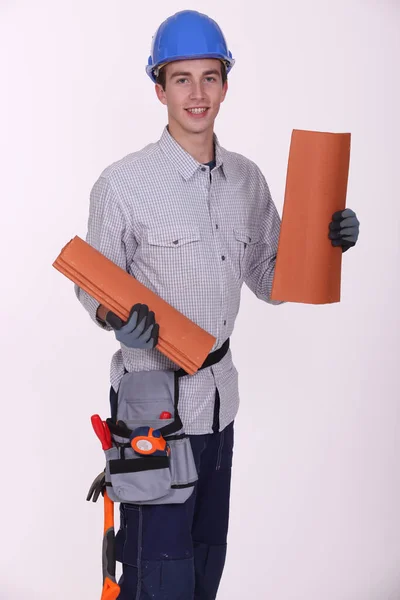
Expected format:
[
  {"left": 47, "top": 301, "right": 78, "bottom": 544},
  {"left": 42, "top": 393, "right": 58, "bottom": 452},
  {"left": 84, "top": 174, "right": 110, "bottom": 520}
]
[
  {"left": 202, "top": 69, "right": 221, "bottom": 76},
  {"left": 169, "top": 69, "right": 221, "bottom": 79},
  {"left": 169, "top": 71, "right": 191, "bottom": 78}
]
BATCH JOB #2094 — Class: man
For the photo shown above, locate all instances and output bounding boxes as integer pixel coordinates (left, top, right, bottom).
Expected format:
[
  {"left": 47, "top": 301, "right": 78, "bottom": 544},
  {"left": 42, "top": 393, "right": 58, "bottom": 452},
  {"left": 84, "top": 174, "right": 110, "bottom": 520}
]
[{"left": 76, "top": 9, "right": 360, "bottom": 600}]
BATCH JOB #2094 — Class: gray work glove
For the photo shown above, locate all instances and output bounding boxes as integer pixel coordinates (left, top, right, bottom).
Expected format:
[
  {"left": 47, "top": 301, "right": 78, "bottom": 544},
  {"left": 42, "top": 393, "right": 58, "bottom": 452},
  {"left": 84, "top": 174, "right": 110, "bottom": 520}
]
[
  {"left": 328, "top": 208, "right": 360, "bottom": 252},
  {"left": 105, "top": 303, "right": 159, "bottom": 349}
]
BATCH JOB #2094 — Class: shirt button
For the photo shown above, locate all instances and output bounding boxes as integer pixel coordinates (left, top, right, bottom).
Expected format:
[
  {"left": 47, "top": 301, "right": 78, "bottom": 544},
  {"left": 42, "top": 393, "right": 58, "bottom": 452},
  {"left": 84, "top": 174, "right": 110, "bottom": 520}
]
[
  {"left": 221, "top": 255, "right": 225, "bottom": 261},
  {"left": 216, "top": 224, "right": 219, "bottom": 230},
  {"left": 201, "top": 167, "right": 206, "bottom": 172},
  {"left": 223, "top": 320, "right": 227, "bottom": 325}
]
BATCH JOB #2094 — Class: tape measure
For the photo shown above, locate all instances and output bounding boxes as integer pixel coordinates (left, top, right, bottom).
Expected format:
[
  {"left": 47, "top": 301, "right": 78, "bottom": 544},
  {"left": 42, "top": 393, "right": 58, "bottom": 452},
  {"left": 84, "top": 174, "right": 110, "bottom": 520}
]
[{"left": 130, "top": 426, "right": 170, "bottom": 457}]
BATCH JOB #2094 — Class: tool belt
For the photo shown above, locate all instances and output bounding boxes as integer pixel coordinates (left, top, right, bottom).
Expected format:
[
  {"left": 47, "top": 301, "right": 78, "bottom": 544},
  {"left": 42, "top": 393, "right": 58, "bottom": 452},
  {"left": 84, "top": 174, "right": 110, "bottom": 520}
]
[{"left": 90, "top": 338, "right": 230, "bottom": 506}]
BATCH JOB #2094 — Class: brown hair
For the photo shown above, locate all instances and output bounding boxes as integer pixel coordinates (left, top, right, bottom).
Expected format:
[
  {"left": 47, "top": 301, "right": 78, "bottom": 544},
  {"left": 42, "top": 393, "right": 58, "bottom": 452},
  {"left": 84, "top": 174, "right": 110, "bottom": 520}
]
[{"left": 156, "top": 60, "right": 227, "bottom": 90}]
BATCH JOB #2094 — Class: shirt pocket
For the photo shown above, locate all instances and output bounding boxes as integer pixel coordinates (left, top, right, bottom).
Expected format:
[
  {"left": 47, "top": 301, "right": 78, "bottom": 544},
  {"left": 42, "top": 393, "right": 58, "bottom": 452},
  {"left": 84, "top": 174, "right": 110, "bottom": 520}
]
[
  {"left": 233, "top": 227, "right": 260, "bottom": 280},
  {"left": 144, "top": 226, "right": 202, "bottom": 289},
  {"left": 147, "top": 227, "right": 201, "bottom": 248}
]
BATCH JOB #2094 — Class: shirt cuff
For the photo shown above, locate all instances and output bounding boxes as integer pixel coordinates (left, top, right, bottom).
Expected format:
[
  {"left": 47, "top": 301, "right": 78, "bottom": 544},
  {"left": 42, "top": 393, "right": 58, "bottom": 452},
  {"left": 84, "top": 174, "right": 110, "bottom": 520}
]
[{"left": 74, "top": 284, "right": 113, "bottom": 331}]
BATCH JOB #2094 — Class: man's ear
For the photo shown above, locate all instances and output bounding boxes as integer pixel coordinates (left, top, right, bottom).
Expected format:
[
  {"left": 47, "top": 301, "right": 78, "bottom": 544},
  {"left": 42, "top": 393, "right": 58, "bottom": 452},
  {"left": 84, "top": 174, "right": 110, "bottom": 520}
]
[
  {"left": 221, "top": 80, "right": 228, "bottom": 103},
  {"left": 155, "top": 83, "right": 167, "bottom": 106}
]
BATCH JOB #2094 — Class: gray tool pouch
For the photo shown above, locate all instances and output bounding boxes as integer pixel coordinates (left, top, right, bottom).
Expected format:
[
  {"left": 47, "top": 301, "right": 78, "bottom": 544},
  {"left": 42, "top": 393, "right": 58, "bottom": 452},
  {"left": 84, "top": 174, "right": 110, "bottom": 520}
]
[
  {"left": 105, "top": 369, "right": 198, "bottom": 505},
  {"left": 87, "top": 338, "right": 231, "bottom": 507}
]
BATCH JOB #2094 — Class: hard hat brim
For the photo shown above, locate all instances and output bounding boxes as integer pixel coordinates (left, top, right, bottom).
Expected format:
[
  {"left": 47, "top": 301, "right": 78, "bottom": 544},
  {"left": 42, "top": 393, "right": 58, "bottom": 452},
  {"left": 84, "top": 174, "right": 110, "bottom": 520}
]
[{"left": 147, "top": 53, "right": 235, "bottom": 83}]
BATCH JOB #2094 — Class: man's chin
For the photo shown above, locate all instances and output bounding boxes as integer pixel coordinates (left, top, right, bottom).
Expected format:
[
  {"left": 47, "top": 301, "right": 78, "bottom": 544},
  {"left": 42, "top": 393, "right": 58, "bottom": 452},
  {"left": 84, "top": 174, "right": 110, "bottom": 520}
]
[
  {"left": 168, "top": 113, "right": 216, "bottom": 135},
  {"left": 182, "top": 117, "right": 215, "bottom": 134},
  {"left": 188, "top": 124, "right": 212, "bottom": 134}
]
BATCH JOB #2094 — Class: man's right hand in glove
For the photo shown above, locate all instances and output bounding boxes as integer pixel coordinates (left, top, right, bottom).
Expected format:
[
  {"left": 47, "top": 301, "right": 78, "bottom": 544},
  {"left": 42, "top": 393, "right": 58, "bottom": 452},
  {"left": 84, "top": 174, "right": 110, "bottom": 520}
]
[{"left": 104, "top": 303, "right": 159, "bottom": 349}]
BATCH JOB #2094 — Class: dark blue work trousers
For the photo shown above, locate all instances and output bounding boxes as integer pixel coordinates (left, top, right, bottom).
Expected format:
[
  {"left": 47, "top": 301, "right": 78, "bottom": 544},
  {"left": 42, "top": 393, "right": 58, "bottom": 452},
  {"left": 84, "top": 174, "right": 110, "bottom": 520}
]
[{"left": 115, "top": 417, "right": 234, "bottom": 599}]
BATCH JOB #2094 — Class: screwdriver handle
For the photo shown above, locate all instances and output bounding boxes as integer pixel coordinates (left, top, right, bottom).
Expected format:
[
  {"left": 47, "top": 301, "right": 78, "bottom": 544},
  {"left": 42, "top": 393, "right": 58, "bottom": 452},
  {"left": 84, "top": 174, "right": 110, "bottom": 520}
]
[{"left": 159, "top": 411, "right": 172, "bottom": 419}]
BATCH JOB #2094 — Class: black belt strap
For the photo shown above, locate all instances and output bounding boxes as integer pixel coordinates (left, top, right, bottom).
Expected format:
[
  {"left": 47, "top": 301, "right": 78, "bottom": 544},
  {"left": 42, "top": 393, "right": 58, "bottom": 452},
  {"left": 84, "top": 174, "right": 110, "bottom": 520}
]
[
  {"left": 159, "top": 337, "right": 230, "bottom": 437},
  {"left": 176, "top": 337, "right": 230, "bottom": 378}
]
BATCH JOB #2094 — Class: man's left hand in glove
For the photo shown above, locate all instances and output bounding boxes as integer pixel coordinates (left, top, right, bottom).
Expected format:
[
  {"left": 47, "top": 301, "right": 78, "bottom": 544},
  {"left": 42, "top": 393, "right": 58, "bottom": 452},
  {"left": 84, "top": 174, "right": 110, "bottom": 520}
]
[{"left": 328, "top": 208, "right": 360, "bottom": 252}]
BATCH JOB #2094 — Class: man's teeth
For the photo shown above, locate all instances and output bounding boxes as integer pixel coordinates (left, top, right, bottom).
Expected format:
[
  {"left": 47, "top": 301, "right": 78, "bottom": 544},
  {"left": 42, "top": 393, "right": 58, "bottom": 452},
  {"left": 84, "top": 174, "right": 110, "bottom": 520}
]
[{"left": 188, "top": 108, "right": 207, "bottom": 114}]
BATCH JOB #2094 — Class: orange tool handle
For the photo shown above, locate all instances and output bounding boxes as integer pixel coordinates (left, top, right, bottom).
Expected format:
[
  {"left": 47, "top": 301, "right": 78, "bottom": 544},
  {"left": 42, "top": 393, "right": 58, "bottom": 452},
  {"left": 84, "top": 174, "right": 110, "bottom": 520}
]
[
  {"left": 101, "top": 491, "right": 120, "bottom": 599},
  {"left": 90, "top": 415, "right": 118, "bottom": 599},
  {"left": 100, "top": 577, "right": 120, "bottom": 600}
]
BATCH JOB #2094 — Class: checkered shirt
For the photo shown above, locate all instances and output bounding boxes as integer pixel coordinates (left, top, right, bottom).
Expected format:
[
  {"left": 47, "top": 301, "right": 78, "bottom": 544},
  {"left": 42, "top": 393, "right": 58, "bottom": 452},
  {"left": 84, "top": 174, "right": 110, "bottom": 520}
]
[{"left": 75, "top": 126, "right": 282, "bottom": 434}]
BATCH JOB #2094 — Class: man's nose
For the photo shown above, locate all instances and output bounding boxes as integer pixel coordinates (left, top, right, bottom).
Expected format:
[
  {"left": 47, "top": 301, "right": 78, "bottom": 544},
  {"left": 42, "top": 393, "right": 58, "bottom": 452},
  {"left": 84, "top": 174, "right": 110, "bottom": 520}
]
[{"left": 189, "top": 80, "right": 206, "bottom": 100}]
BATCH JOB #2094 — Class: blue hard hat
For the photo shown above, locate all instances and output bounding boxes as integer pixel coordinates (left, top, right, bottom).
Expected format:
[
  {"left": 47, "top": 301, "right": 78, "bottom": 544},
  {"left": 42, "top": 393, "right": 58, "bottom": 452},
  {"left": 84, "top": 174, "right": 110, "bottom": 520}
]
[{"left": 146, "top": 10, "right": 235, "bottom": 83}]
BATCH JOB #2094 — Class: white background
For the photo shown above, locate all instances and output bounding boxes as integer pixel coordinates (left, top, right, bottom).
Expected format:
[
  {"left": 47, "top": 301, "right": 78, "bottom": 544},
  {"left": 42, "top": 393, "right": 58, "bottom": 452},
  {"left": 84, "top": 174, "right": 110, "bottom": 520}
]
[{"left": 1, "top": 1, "right": 399, "bottom": 599}]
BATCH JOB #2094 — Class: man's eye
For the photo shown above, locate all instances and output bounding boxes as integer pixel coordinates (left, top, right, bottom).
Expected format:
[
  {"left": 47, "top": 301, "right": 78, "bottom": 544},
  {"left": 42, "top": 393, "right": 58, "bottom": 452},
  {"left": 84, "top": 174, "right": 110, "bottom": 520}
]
[
  {"left": 177, "top": 78, "right": 188, "bottom": 84},
  {"left": 205, "top": 77, "right": 216, "bottom": 82}
]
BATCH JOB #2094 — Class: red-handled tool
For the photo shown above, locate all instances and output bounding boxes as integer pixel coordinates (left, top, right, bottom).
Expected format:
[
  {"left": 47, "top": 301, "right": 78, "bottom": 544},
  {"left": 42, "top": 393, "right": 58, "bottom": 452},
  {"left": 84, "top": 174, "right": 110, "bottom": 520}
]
[
  {"left": 91, "top": 415, "right": 112, "bottom": 450},
  {"left": 102, "top": 420, "right": 112, "bottom": 449},
  {"left": 90, "top": 414, "right": 120, "bottom": 600}
]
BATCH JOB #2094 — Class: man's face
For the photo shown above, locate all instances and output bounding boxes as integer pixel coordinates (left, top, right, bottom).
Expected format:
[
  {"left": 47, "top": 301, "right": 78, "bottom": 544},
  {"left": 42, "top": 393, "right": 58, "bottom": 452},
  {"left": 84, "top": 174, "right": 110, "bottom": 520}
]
[{"left": 155, "top": 58, "right": 228, "bottom": 135}]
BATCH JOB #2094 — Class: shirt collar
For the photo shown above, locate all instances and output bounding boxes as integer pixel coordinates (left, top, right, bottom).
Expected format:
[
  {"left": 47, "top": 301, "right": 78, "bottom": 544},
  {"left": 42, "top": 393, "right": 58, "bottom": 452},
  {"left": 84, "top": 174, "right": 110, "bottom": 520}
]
[{"left": 158, "top": 126, "right": 227, "bottom": 181}]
